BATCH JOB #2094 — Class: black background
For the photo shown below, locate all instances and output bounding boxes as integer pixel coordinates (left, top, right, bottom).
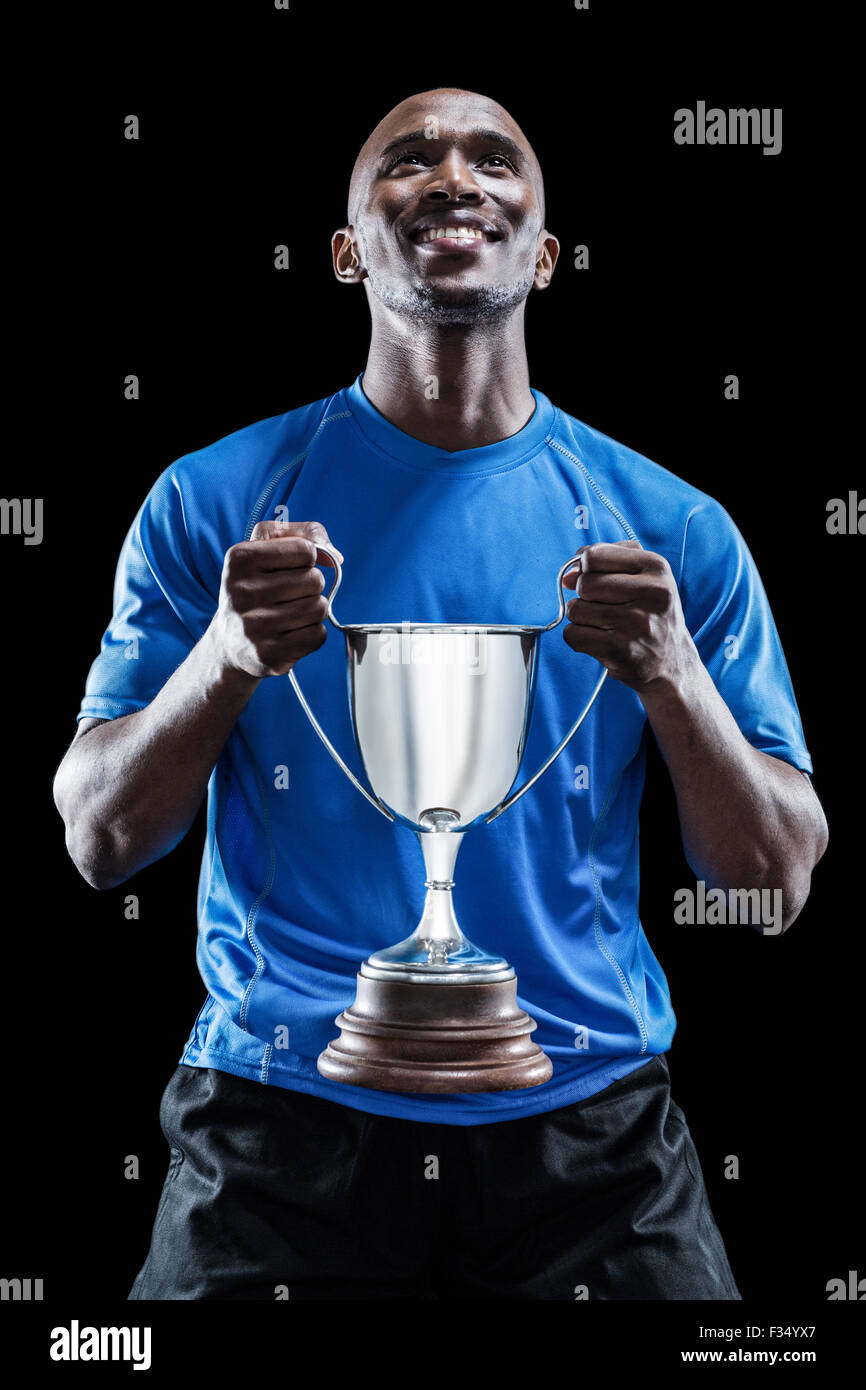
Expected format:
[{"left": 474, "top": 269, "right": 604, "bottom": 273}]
[{"left": 3, "top": 0, "right": 860, "bottom": 1357}]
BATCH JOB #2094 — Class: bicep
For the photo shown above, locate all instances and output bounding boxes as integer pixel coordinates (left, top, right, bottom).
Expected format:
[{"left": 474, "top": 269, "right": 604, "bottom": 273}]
[{"left": 72, "top": 717, "right": 109, "bottom": 744}]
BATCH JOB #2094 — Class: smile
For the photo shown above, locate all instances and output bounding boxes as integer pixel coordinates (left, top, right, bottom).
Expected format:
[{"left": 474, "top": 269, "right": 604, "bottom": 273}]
[{"left": 417, "top": 227, "right": 487, "bottom": 243}]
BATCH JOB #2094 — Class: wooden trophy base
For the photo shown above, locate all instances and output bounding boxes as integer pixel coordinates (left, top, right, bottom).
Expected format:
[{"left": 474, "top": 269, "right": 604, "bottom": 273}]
[{"left": 317, "top": 972, "right": 553, "bottom": 1094}]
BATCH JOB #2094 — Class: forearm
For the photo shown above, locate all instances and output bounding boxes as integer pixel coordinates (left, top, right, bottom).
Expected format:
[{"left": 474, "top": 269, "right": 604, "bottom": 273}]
[
  {"left": 639, "top": 639, "right": 828, "bottom": 931},
  {"left": 54, "top": 622, "right": 261, "bottom": 888}
]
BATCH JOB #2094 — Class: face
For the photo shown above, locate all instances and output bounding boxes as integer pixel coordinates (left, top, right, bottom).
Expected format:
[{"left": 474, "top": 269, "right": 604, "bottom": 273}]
[{"left": 334, "top": 89, "right": 559, "bottom": 326}]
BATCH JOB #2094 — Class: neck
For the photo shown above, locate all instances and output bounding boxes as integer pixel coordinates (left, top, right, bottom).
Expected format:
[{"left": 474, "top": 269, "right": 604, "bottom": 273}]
[{"left": 360, "top": 308, "right": 535, "bottom": 452}]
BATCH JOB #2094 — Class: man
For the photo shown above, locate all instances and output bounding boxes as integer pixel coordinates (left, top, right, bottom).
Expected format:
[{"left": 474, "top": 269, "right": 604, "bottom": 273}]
[{"left": 54, "top": 88, "right": 827, "bottom": 1300}]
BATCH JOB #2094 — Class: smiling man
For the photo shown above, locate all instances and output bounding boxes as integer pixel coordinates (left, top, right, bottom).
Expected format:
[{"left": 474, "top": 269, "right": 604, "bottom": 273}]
[{"left": 54, "top": 88, "right": 827, "bottom": 1300}]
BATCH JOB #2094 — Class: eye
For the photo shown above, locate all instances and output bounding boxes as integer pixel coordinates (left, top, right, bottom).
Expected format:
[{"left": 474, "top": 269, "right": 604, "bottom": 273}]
[
  {"left": 386, "top": 150, "right": 517, "bottom": 173},
  {"left": 387, "top": 151, "right": 431, "bottom": 172}
]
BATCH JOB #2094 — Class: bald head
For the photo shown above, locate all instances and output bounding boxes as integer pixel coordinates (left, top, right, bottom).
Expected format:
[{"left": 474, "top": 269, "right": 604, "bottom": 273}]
[{"left": 347, "top": 87, "right": 546, "bottom": 229}]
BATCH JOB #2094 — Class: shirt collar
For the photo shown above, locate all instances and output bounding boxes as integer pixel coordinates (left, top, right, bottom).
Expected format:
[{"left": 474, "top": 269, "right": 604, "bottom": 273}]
[{"left": 344, "top": 372, "right": 555, "bottom": 474}]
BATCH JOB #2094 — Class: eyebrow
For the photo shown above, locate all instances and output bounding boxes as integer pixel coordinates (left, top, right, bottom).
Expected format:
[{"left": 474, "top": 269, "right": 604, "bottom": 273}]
[{"left": 378, "top": 127, "right": 526, "bottom": 165}]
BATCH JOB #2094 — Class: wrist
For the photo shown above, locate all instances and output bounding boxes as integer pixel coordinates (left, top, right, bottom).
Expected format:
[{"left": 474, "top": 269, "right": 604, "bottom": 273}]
[
  {"left": 636, "top": 636, "right": 704, "bottom": 715},
  {"left": 199, "top": 621, "right": 262, "bottom": 699}
]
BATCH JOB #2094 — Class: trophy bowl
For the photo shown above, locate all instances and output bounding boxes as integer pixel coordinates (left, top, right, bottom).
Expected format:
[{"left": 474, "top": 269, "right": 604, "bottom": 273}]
[{"left": 288, "top": 548, "right": 606, "bottom": 1093}]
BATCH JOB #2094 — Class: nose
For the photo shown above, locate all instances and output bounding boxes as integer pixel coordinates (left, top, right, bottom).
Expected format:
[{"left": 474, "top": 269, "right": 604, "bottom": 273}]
[{"left": 423, "top": 150, "right": 484, "bottom": 204}]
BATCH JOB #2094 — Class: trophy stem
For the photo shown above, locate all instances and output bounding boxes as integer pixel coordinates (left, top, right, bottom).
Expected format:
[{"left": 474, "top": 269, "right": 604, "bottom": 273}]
[
  {"left": 415, "top": 822, "right": 465, "bottom": 962},
  {"left": 362, "top": 813, "right": 514, "bottom": 983},
  {"left": 419, "top": 814, "right": 463, "bottom": 884}
]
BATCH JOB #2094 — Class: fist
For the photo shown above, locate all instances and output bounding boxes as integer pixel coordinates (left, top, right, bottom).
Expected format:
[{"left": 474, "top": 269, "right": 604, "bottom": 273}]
[
  {"left": 212, "top": 520, "right": 343, "bottom": 679},
  {"left": 562, "top": 539, "right": 695, "bottom": 691}
]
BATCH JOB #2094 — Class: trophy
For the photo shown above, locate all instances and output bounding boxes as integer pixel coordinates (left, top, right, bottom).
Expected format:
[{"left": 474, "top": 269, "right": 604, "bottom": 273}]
[{"left": 288, "top": 549, "right": 607, "bottom": 1094}]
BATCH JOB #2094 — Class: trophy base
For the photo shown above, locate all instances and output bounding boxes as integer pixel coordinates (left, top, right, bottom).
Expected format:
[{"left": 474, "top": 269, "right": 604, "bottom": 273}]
[{"left": 317, "top": 973, "right": 553, "bottom": 1094}]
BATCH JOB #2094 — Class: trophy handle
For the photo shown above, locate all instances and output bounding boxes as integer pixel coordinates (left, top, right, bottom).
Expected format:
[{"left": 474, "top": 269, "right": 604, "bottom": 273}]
[
  {"left": 287, "top": 545, "right": 395, "bottom": 822},
  {"left": 485, "top": 552, "right": 608, "bottom": 824},
  {"left": 316, "top": 543, "right": 346, "bottom": 631}
]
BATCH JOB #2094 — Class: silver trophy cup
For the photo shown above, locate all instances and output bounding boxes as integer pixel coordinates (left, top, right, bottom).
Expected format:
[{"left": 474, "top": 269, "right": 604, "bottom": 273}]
[{"left": 289, "top": 548, "right": 606, "bottom": 1093}]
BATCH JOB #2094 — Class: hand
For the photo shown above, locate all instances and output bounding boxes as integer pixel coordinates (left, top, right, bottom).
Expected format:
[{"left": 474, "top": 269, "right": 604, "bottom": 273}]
[
  {"left": 211, "top": 520, "right": 343, "bottom": 679},
  {"left": 562, "top": 539, "right": 697, "bottom": 693}
]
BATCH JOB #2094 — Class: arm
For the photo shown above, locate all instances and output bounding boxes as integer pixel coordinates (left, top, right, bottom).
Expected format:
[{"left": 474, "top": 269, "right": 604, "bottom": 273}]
[
  {"left": 637, "top": 652, "right": 827, "bottom": 931},
  {"left": 562, "top": 540, "right": 828, "bottom": 933},
  {"left": 53, "top": 521, "right": 342, "bottom": 890}
]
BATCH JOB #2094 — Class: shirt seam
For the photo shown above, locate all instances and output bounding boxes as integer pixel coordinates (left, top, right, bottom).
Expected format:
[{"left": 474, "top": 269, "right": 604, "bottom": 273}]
[
  {"left": 589, "top": 770, "right": 649, "bottom": 1053},
  {"left": 244, "top": 407, "right": 351, "bottom": 538},
  {"left": 547, "top": 436, "right": 639, "bottom": 541},
  {"left": 678, "top": 503, "right": 701, "bottom": 589},
  {"left": 236, "top": 734, "right": 276, "bottom": 1034},
  {"left": 77, "top": 697, "right": 148, "bottom": 716}
]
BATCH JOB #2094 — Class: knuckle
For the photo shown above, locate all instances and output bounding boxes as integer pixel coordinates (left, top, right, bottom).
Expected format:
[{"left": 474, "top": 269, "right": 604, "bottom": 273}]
[
  {"left": 231, "top": 577, "right": 255, "bottom": 611},
  {"left": 303, "top": 624, "right": 328, "bottom": 653},
  {"left": 242, "top": 609, "right": 267, "bottom": 640},
  {"left": 224, "top": 543, "right": 244, "bottom": 577},
  {"left": 257, "top": 640, "right": 281, "bottom": 672}
]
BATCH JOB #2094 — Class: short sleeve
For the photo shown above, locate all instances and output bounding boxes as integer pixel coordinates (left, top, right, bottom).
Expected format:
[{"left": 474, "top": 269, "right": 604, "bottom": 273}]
[
  {"left": 77, "top": 464, "right": 218, "bottom": 722},
  {"left": 679, "top": 499, "right": 812, "bottom": 774}
]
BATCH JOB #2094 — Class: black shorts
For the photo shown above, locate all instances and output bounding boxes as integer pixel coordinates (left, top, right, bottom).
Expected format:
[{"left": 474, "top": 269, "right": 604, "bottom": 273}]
[{"left": 128, "top": 1054, "right": 741, "bottom": 1301}]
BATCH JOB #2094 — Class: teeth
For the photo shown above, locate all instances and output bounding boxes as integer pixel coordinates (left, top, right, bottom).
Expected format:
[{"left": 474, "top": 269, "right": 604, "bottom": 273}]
[{"left": 422, "top": 227, "right": 484, "bottom": 242}]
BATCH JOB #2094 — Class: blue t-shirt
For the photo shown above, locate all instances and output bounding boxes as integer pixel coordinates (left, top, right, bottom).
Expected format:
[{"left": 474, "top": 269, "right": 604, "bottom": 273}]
[{"left": 77, "top": 375, "right": 812, "bottom": 1124}]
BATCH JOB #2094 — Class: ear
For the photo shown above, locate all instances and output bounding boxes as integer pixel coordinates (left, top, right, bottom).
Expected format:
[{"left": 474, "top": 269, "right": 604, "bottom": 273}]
[
  {"left": 533, "top": 230, "right": 560, "bottom": 289},
  {"left": 332, "top": 227, "right": 367, "bottom": 284}
]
